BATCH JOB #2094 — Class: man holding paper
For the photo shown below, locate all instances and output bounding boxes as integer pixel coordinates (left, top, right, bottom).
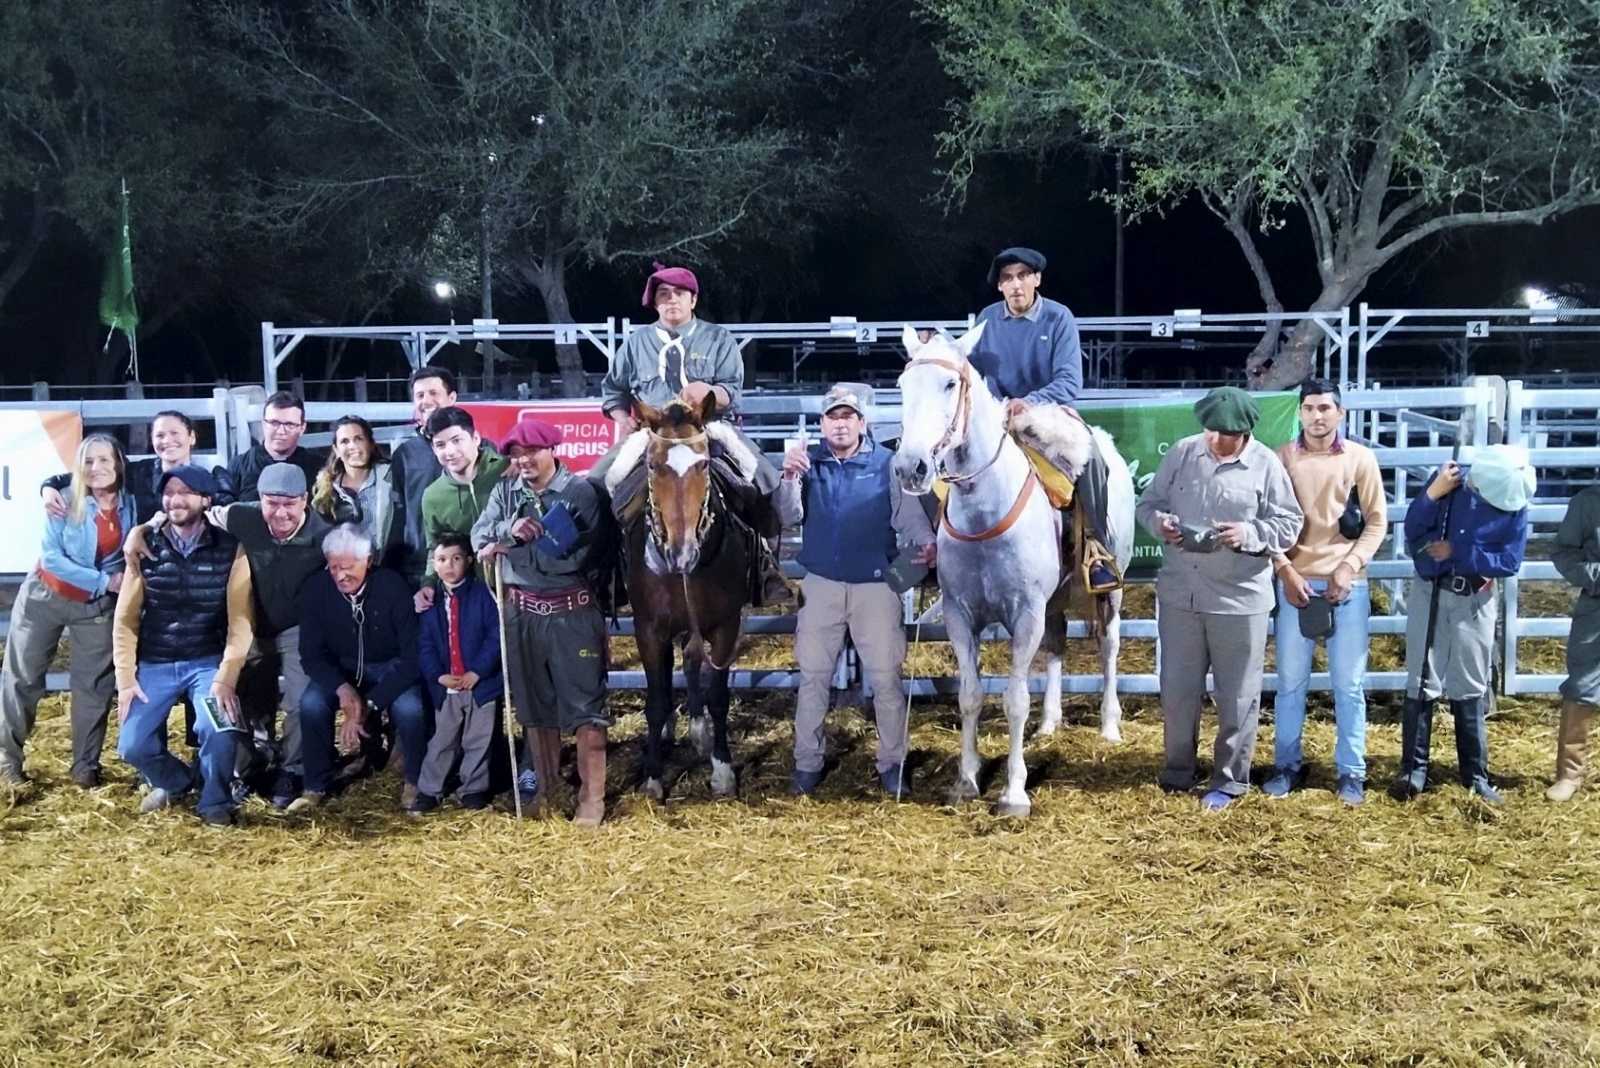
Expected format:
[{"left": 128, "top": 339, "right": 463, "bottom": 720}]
[{"left": 474, "top": 418, "right": 617, "bottom": 827}]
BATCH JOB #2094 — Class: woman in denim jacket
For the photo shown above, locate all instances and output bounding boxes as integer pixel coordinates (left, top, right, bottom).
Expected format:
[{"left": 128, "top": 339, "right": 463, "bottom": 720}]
[{"left": 0, "top": 434, "right": 137, "bottom": 788}]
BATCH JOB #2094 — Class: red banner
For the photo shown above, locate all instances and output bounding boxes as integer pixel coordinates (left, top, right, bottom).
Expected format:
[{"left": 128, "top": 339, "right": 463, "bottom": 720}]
[{"left": 459, "top": 401, "right": 618, "bottom": 473}]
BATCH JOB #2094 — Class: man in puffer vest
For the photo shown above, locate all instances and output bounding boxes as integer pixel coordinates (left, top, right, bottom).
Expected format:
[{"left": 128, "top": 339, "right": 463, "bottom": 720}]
[{"left": 112, "top": 465, "right": 254, "bottom": 826}]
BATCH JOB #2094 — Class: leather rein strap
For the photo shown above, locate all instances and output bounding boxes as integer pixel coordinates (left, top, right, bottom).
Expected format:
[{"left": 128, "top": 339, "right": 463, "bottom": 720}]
[{"left": 907, "top": 356, "right": 1040, "bottom": 543}]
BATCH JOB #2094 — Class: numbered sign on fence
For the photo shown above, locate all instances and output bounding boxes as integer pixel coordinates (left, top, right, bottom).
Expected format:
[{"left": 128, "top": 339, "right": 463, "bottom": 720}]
[
  {"left": 1466, "top": 320, "right": 1489, "bottom": 338},
  {"left": 1150, "top": 319, "right": 1175, "bottom": 338}
]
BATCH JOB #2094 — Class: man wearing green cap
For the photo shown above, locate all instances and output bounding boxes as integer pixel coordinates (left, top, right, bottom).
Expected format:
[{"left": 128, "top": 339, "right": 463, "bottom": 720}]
[{"left": 1135, "top": 386, "right": 1304, "bottom": 812}]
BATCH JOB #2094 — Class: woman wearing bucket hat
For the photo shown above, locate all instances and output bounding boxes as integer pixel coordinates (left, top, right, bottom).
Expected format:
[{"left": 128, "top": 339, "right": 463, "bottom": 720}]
[{"left": 1392, "top": 444, "right": 1532, "bottom": 805}]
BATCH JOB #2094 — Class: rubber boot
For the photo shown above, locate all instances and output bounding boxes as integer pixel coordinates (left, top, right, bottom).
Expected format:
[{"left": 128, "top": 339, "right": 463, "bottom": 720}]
[
  {"left": 1451, "top": 697, "right": 1501, "bottom": 805},
  {"left": 1389, "top": 697, "right": 1433, "bottom": 801},
  {"left": 1546, "top": 700, "right": 1590, "bottom": 802},
  {"left": 572, "top": 725, "right": 607, "bottom": 828}
]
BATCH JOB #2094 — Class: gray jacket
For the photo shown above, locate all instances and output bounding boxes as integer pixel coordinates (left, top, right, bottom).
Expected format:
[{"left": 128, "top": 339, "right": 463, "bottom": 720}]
[
  {"left": 470, "top": 464, "right": 610, "bottom": 594},
  {"left": 600, "top": 318, "right": 744, "bottom": 417}
]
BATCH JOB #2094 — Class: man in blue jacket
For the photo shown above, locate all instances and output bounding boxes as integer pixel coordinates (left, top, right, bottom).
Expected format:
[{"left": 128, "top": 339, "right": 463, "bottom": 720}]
[
  {"left": 1392, "top": 446, "right": 1533, "bottom": 805},
  {"left": 289, "top": 523, "right": 427, "bottom": 813},
  {"left": 412, "top": 533, "right": 503, "bottom": 813},
  {"left": 969, "top": 247, "right": 1119, "bottom": 592},
  {"left": 775, "top": 383, "right": 935, "bottom": 796}
]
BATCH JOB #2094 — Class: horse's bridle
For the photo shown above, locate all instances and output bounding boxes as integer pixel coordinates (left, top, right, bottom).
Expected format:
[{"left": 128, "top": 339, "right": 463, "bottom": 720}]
[
  {"left": 644, "top": 429, "right": 717, "bottom": 559},
  {"left": 905, "top": 355, "right": 1005, "bottom": 484}
]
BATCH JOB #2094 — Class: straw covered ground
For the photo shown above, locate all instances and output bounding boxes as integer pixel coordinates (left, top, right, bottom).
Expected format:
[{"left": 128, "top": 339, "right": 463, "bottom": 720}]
[{"left": 4, "top": 596, "right": 1600, "bottom": 1066}]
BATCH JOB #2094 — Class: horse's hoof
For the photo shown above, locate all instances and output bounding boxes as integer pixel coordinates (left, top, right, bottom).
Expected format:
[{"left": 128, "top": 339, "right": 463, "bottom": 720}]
[
  {"left": 946, "top": 781, "right": 981, "bottom": 806},
  {"left": 1100, "top": 726, "right": 1124, "bottom": 745},
  {"left": 710, "top": 761, "right": 737, "bottom": 798},
  {"left": 993, "top": 800, "right": 1031, "bottom": 819},
  {"left": 640, "top": 778, "right": 665, "bottom": 802},
  {"left": 1037, "top": 719, "right": 1060, "bottom": 738}
]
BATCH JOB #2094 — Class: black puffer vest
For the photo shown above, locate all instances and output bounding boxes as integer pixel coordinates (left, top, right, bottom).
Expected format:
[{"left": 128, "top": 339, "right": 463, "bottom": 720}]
[{"left": 137, "top": 524, "right": 239, "bottom": 664}]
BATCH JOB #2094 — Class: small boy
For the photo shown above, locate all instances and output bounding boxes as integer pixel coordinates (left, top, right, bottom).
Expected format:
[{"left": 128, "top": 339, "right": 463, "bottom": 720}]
[{"left": 412, "top": 534, "right": 504, "bottom": 814}]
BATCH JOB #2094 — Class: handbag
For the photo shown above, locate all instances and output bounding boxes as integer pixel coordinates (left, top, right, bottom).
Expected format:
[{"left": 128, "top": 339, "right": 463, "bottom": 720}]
[
  {"left": 1299, "top": 594, "right": 1335, "bottom": 640},
  {"left": 1338, "top": 486, "right": 1365, "bottom": 541}
]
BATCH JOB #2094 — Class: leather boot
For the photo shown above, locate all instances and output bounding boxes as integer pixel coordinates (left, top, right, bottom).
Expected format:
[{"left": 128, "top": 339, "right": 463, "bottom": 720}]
[
  {"left": 1547, "top": 700, "right": 1591, "bottom": 802},
  {"left": 534, "top": 727, "right": 565, "bottom": 817},
  {"left": 1389, "top": 697, "right": 1433, "bottom": 800},
  {"left": 1451, "top": 697, "right": 1501, "bottom": 805},
  {"left": 572, "top": 725, "right": 607, "bottom": 828}
]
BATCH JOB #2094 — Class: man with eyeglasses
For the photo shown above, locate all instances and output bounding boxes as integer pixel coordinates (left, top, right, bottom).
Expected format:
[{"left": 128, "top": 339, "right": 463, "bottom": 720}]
[{"left": 219, "top": 390, "right": 325, "bottom": 503}]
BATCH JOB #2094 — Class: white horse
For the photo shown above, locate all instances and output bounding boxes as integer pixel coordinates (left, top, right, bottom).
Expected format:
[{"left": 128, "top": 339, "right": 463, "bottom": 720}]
[{"left": 893, "top": 324, "right": 1135, "bottom": 817}]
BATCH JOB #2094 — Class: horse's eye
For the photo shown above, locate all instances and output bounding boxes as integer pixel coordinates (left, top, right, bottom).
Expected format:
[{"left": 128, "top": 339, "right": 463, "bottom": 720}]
[{"left": 944, "top": 380, "right": 956, "bottom": 392}]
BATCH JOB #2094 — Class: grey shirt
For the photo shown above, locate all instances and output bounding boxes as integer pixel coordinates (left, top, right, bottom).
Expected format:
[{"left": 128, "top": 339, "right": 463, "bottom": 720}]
[
  {"left": 1135, "top": 433, "right": 1304, "bottom": 614},
  {"left": 600, "top": 317, "right": 744, "bottom": 417},
  {"left": 470, "top": 463, "right": 608, "bottom": 594}
]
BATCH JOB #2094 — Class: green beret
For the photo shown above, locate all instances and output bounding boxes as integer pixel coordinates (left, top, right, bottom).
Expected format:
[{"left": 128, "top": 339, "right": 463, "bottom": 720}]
[{"left": 1194, "top": 387, "right": 1260, "bottom": 433}]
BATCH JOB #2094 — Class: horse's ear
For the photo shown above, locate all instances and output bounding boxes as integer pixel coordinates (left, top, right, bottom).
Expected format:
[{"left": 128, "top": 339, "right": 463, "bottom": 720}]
[
  {"left": 953, "top": 320, "right": 986, "bottom": 360},
  {"left": 636, "top": 402, "right": 664, "bottom": 428},
  {"left": 901, "top": 323, "right": 922, "bottom": 360},
  {"left": 697, "top": 389, "right": 718, "bottom": 427}
]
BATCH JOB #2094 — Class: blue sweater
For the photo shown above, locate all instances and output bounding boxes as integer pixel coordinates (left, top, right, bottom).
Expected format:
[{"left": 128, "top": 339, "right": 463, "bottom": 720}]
[
  {"left": 1403, "top": 475, "right": 1528, "bottom": 579},
  {"left": 418, "top": 574, "right": 504, "bottom": 707},
  {"left": 795, "top": 439, "right": 898, "bottom": 584},
  {"left": 970, "top": 296, "right": 1083, "bottom": 406}
]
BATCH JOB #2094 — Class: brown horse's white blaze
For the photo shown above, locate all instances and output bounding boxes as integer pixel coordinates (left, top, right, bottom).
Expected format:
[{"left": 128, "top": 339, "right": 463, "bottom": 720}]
[{"left": 639, "top": 398, "right": 717, "bottom": 576}]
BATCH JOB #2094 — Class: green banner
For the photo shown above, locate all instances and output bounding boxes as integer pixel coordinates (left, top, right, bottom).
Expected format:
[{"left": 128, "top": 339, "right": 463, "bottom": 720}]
[
  {"left": 1080, "top": 392, "right": 1299, "bottom": 574},
  {"left": 98, "top": 185, "right": 138, "bottom": 339}
]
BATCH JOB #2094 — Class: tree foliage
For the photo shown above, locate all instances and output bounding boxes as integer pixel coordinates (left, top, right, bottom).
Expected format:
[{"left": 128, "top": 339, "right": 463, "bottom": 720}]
[
  {"left": 929, "top": 0, "right": 1600, "bottom": 386},
  {"left": 214, "top": 0, "right": 840, "bottom": 394}
]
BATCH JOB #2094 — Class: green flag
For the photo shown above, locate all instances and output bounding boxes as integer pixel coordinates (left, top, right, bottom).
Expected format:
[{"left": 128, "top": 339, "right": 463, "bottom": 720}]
[{"left": 98, "top": 183, "right": 138, "bottom": 340}]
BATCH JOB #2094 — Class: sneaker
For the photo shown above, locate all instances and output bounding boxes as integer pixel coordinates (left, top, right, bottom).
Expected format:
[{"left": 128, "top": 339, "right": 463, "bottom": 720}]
[
  {"left": 285, "top": 791, "right": 325, "bottom": 815},
  {"left": 1469, "top": 780, "right": 1504, "bottom": 806},
  {"left": 269, "top": 772, "right": 303, "bottom": 811},
  {"left": 139, "top": 787, "right": 172, "bottom": 814},
  {"left": 70, "top": 766, "right": 102, "bottom": 789},
  {"left": 1262, "top": 767, "right": 1303, "bottom": 799},
  {"left": 200, "top": 808, "right": 237, "bottom": 828},
  {"left": 517, "top": 767, "right": 539, "bottom": 800},
  {"left": 405, "top": 792, "right": 441, "bottom": 817},
  {"left": 1200, "top": 789, "right": 1236, "bottom": 812},
  {"left": 880, "top": 765, "right": 905, "bottom": 798},
  {"left": 230, "top": 778, "right": 254, "bottom": 805},
  {"left": 791, "top": 768, "right": 824, "bottom": 796},
  {"left": 1336, "top": 776, "right": 1365, "bottom": 807}
]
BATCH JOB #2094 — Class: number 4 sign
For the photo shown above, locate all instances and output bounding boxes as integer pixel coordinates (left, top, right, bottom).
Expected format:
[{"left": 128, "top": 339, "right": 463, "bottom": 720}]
[{"left": 1465, "top": 320, "right": 1489, "bottom": 338}]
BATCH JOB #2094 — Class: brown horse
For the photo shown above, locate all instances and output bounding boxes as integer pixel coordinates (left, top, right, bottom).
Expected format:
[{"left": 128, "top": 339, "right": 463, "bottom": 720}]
[{"left": 628, "top": 396, "right": 751, "bottom": 800}]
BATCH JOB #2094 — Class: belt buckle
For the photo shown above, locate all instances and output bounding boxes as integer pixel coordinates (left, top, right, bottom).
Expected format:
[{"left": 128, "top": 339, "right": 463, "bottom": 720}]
[
  {"left": 531, "top": 598, "right": 556, "bottom": 616},
  {"left": 1447, "top": 575, "right": 1471, "bottom": 595}
]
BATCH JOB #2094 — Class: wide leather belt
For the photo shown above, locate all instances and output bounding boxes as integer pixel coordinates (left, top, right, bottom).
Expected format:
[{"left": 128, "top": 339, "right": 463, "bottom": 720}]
[
  {"left": 1436, "top": 574, "right": 1487, "bottom": 596},
  {"left": 508, "top": 586, "right": 592, "bottom": 616}
]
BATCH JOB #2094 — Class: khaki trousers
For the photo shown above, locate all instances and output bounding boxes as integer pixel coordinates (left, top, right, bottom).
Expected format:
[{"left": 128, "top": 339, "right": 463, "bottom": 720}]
[
  {"left": 0, "top": 571, "right": 117, "bottom": 777},
  {"left": 1157, "top": 606, "right": 1269, "bottom": 796},
  {"left": 1403, "top": 577, "right": 1496, "bottom": 701},
  {"left": 794, "top": 574, "right": 908, "bottom": 774}
]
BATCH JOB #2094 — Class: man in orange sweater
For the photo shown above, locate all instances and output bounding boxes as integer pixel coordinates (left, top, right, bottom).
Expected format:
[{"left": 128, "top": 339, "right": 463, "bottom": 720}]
[{"left": 1265, "top": 379, "right": 1388, "bottom": 806}]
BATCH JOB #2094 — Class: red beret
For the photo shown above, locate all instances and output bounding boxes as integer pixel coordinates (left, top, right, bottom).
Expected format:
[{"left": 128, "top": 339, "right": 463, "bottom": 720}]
[
  {"left": 641, "top": 262, "right": 700, "bottom": 308},
  {"left": 502, "top": 418, "right": 562, "bottom": 452}
]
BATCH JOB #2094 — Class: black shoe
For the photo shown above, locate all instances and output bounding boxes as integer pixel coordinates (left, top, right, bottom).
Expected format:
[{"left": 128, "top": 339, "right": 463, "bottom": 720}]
[
  {"left": 1387, "top": 778, "right": 1421, "bottom": 802},
  {"left": 70, "top": 766, "right": 102, "bottom": 789},
  {"left": 200, "top": 809, "right": 237, "bottom": 828},
  {"left": 405, "top": 792, "right": 441, "bottom": 817},
  {"left": 269, "top": 772, "right": 303, "bottom": 810},
  {"left": 458, "top": 791, "right": 491, "bottom": 810}
]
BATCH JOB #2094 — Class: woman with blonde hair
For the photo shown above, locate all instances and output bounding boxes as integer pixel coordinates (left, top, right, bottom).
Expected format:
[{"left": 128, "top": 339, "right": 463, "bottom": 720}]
[
  {"left": 0, "top": 434, "right": 138, "bottom": 788},
  {"left": 311, "top": 415, "right": 398, "bottom": 563}
]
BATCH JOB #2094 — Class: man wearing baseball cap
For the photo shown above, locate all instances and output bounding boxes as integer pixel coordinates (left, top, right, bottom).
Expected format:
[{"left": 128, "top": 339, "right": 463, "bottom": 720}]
[
  {"left": 594, "top": 261, "right": 790, "bottom": 606},
  {"left": 969, "top": 246, "right": 1121, "bottom": 594},
  {"left": 475, "top": 417, "right": 617, "bottom": 826},
  {"left": 775, "top": 383, "right": 935, "bottom": 797},
  {"left": 112, "top": 465, "right": 255, "bottom": 826},
  {"left": 1135, "top": 387, "right": 1304, "bottom": 812}
]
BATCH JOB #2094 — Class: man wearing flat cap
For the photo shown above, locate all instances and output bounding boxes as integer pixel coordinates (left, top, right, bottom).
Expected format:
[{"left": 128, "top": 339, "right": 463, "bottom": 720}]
[
  {"left": 475, "top": 418, "right": 616, "bottom": 826},
  {"left": 1393, "top": 445, "right": 1531, "bottom": 806},
  {"left": 595, "top": 262, "right": 790, "bottom": 606},
  {"left": 1135, "top": 387, "right": 1304, "bottom": 812},
  {"left": 970, "top": 246, "right": 1121, "bottom": 594},
  {"left": 774, "top": 382, "right": 936, "bottom": 798}
]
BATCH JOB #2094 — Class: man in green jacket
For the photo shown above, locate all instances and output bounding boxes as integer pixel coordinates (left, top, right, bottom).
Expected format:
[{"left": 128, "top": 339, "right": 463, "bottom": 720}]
[{"left": 417, "top": 406, "right": 509, "bottom": 610}]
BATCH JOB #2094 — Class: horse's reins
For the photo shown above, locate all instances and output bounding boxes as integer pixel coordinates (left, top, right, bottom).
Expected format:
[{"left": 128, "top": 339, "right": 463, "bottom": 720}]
[
  {"left": 644, "top": 427, "right": 734, "bottom": 672},
  {"left": 906, "top": 354, "right": 1041, "bottom": 543}
]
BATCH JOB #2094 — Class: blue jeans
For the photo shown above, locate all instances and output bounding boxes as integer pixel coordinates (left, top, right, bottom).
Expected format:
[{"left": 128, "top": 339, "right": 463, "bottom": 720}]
[
  {"left": 299, "top": 658, "right": 429, "bottom": 794},
  {"left": 116, "top": 657, "right": 238, "bottom": 819},
  {"left": 1273, "top": 578, "right": 1369, "bottom": 780}
]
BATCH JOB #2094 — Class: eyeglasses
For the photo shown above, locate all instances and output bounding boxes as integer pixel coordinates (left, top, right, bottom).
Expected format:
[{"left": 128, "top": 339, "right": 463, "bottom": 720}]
[{"left": 264, "top": 419, "right": 304, "bottom": 430}]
